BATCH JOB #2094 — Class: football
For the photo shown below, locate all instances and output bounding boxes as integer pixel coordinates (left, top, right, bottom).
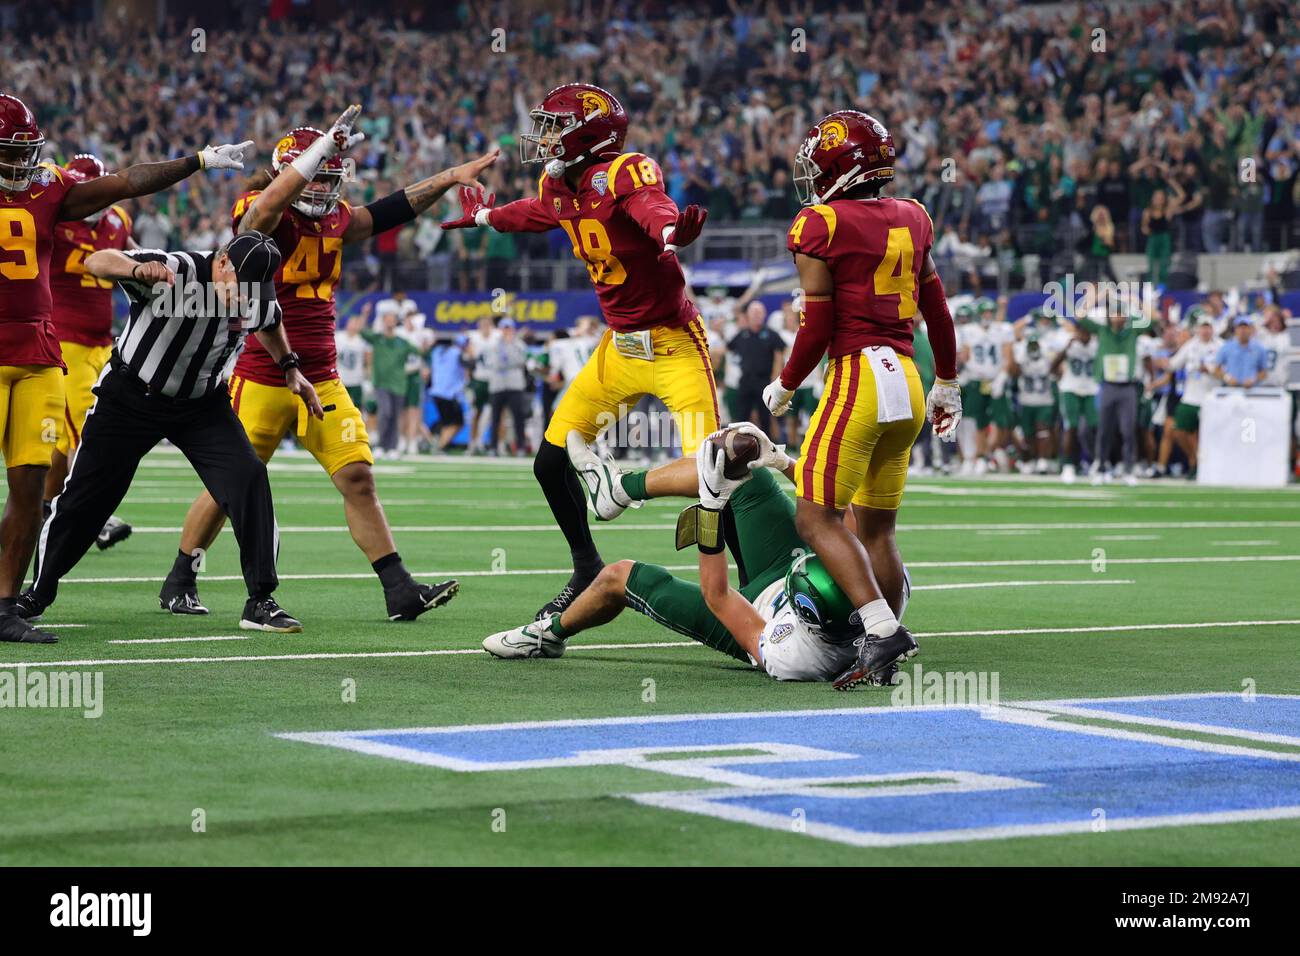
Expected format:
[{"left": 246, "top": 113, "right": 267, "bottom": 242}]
[{"left": 720, "top": 427, "right": 761, "bottom": 480}]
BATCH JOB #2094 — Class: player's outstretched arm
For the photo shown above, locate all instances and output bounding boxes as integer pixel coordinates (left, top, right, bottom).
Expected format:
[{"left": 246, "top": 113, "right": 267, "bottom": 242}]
[
  {"left": 242, "top": 105, "right": 366, "bottom": 235},
  {"left": 60, "top": 142, "right": 255, "bottom": 222},
  {"left": 85, "top": 249, "right": 173, "bottom": 285},
  {"left": 346, "top": 147, "right": 500, "bottom": 243}
]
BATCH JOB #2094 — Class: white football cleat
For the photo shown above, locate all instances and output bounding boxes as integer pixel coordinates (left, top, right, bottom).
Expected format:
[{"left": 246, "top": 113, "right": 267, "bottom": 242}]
[
  {"left": 483, "top": 616, "right": 568, "bottom": 659},
  {"left": 1061, "top": 463, "right": 1077, "bottom": 484},
  {"left": 565, "top": 430, "right": 634, "bottom": 521}
]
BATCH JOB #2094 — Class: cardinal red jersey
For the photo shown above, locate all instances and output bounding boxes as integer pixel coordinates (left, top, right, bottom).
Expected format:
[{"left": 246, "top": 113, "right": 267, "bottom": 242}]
[
  {"left": 488, "top": 152, "right": 695, "bottom": 332},
  {"left": 230, "top": 190, "right": 352, "bottom": 385},
  {"left": 49, "top": 205, "right": 133, "bottom": 347},
  {"left": 786, "top": 197, "right": 934, "bottom": 359},
  {"left": 0, "top": 163, "right": 76, "bottom": 368}
]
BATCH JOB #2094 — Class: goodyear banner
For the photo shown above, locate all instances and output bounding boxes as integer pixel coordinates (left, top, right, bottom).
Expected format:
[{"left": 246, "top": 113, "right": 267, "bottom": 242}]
[{"left": 338, "top": 290, "right": 601, "bottom": 331}]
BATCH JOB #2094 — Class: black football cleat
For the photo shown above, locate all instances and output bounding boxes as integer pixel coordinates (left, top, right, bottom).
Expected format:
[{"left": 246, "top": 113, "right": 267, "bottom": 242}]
[
  {"left": 534, "top": 567, "right": 600, "bottom": 621},
  {"left": 239, "top": 596, "right": 303, "bottom": 633},
  {"left": 832, "top": 625, "right": 919, "bottom": 691},
  {"left": 386, "top": 579, "right": 460, "bottom": 621},
  {"left": 13, "top": 590, "right": 44, "bottom": 622},
  {"left": 159, "top": 581, "right": 209, "bottom": 616},
  {"left": 0, "top": 611, "right": 57, "bottom": 644},
  {"left": 96, "top": 516, "right": 133, "bottom": 550}
]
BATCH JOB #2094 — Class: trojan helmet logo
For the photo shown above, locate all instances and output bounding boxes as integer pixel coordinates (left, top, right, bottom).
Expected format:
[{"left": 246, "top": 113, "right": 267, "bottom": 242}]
[
  {"left": 818, "top": 119, "right": 849, "bottom": 151},
  {"left": 274, "top": 135, "right": 296, "bottom": 160},
  {"left": 577, "top": 90, "right": 610, "bottom": 119}
]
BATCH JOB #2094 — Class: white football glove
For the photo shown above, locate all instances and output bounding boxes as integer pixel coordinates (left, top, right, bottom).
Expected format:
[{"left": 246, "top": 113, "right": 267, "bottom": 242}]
[
  {"left": 696, "top": 432, "right": 749, "bottom": 510},
  {"left": 763, "top": 379, "right": 795, "bottom": 417},
  {"left": 926, "top": 377, "right": 962, "bottom": 441},
  {"left": 725, "top": 421, "right": 793, "bottom": 473},
  {"left": 324, "top": 104, "right": 366, "bottom": 155},
  {"left": 199, "top": 141, "right": 255, "bottom": 171}
]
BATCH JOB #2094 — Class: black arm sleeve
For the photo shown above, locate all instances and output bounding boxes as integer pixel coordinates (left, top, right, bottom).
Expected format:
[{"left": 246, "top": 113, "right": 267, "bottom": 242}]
[{"left": 364, "top": 189, "right": 418, "bottom": 235}]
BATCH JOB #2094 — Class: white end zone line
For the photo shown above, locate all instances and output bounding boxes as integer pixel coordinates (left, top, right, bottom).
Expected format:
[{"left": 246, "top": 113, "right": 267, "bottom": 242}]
[{"left": 3, "top": 618, "right": 1297, "bottom": 668}]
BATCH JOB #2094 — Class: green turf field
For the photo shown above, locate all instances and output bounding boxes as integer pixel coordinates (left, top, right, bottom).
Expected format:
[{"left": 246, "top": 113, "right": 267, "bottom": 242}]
[{"left": 2, "top": 449, "right": 1299, "bottom": 865}]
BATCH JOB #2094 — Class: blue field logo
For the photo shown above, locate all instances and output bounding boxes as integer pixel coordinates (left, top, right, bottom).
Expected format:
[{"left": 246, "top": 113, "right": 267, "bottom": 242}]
[{"left": 278, "top": 693, "right": 1300, "bottom": 847}]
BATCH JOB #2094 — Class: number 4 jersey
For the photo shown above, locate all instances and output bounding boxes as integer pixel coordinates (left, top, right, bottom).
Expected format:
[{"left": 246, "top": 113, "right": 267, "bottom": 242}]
[
  {"left": 230, "top": 191, "right": 349, "bottom": 385},
  {"left": 485, "top": 152, "right": 696, "bottom": 332},
  {"left": 786, "top": 196, "right": 934, "bottom": 360},
  {"left": 0, "top": 162, "right": 76, "bottom": 368}
]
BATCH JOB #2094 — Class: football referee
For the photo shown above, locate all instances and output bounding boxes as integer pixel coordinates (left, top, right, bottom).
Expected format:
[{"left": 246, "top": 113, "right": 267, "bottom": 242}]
[{"left": 15, "top": 232, "right": 321, "bottom": 641}]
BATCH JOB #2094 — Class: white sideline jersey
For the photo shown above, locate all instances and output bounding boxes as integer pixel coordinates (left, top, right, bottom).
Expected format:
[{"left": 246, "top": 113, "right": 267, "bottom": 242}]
[
  {"left": 960, "top": 322, "right": 1011, "bottom": 382},
  {"left": 1170, "top": 337, "right": 1220, "bottom": 406},
  {"left": 1258, "top": 329, "right": 1290, "bottom": 387},
  {"left": 1058, "top": 337, "right": 1099, "bottom": 396},
  {"left": 1013, "top": 341, "right": 1056, "bottom": 407},
  {"left": 335, "top": 331, "right": 370, "bottom": 388}
]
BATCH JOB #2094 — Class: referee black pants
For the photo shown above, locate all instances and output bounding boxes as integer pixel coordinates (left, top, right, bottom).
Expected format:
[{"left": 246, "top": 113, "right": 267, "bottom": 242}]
[{"left": 34, "top": 367, "right": 280, "bottom": 608}]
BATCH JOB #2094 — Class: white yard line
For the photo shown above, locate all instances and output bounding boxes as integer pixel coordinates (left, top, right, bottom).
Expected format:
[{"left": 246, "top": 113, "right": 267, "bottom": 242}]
[
  {"left": 107, "top": 635, "right": 252, "bottom": 645},
  {"left": 3, "top": 617, "right": 1295, "bottom": 669},
  {"left": 51, "top": 554, "right": 1300, "bottom": 586},
  {"left": 112, "top": 519, "right": 1300, "bottom": 534}
]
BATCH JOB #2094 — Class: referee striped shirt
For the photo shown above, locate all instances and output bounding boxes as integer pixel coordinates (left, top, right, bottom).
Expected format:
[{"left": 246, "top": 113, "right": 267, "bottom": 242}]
[{"left": 115, "top": 248, "right": 282, "bottom": 400}]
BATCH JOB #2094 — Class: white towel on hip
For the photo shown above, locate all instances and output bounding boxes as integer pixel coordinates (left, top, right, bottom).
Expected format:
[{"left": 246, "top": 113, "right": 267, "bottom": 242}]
[{"left": 865, "top": 346, "right": 913, "bottom": 424}]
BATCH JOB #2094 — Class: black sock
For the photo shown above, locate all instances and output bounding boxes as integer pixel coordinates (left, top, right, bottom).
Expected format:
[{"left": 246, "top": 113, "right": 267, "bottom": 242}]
[
  {"left": 167, "top": 549, "right": 197, "bottom": 586},
  {"left": 373, "top": 552, "right": 412, "bottom": 590},
  {"left": 533, "top": 441, "right": 602, "bottom": 576},
  {"left": 0, "top": 597, "right": 14, "bottom": 613}
]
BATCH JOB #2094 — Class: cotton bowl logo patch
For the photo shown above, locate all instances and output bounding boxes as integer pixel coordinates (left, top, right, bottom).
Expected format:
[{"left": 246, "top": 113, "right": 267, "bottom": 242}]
[
  {"left": 768, "top": 622, "right": 794, "bottom": 644},
  {"left": 277, "top": 693, "right": 1300, "bottom": 848},
  {"left": 591, "top": 170, "right": 608, "bottom": 196}
]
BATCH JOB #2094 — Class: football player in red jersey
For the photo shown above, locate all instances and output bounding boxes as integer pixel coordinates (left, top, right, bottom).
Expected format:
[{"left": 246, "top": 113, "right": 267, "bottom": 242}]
[
  {"left": 761, "top": 110, "right": 962, "bottom": 689},
  {"left": 0, "top": 91, "right": 254, "bottom": 643},
  {"left": 442, "top": 83, "right": 714, "bottom": 620},
  {"left": 159, "top": 106, "right": 497, "bottom": 621},
  {"left": 44, "top": 154, "right": 137, "bottom": 554}
]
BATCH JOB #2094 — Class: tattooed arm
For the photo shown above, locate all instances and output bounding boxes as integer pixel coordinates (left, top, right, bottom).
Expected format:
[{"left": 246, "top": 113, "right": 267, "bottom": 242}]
[
  {"left": 59, "top": 141, "right": 255, "bottom": 221},
  {"left": 342, "top": 148, "right": 499, "bottom": 244}
]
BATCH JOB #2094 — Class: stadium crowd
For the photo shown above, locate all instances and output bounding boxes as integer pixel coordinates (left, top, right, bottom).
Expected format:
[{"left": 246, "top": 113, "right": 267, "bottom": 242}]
[{"left": 5, "top": 0, "right": 1299, "bottom": 285}]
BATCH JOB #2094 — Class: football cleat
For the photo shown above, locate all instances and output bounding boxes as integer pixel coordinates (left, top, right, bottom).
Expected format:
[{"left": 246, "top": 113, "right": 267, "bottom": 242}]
[
  {"left": 0, "top": 611, "right": 57, "bottom": 644},
  {"left": 535, "top": 567, "right": 600, "bottom": 621},
  {"left": 95, "top": 515, "right": 133, "bottom": 550},
  {"left": 565, "top": 430, "right": 634, "bottom": 521},
  {"left": 13, "top": 590, "right": 43, "bottom": 621},
  {"left": 385, "top": 579, "right": 459, "bottom": 621},
  {"left": 239, "top": 596, "right": 302, "bottom": 633},
  {"left": 832, "top": 625, "right": 919, "bottom": 691},
  {"left": 160, "top": 582, "right": 209, "bottom": 616},
  {"left": 483, "top": 615, "right": 568, "bottom": 659}
]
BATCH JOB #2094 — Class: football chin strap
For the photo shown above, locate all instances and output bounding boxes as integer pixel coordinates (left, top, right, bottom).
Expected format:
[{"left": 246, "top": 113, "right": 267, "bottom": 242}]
[
  {"left": 543, "top": 131, "right": 620, "bottom": 179},
  {"left": 813, "top": 163, "right": 864, "bottom": 204}
]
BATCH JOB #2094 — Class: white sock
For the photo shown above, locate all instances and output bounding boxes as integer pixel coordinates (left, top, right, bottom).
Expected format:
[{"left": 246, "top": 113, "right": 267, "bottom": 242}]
[{"left": 857, "top": 599, "right": 899, "bottom": 638}]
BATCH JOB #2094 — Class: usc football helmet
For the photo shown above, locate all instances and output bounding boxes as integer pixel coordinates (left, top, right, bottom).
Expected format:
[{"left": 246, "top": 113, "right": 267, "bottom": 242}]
[
  {"left": 519, "top": 84, "right": 628, "bottom": 175},
  {"left": 793, "top": 110, "right": 895, "bottom": 205},
  {"left": 64, "top": 154, "right": 110, "bottom": 221},
  {"left": 0, "top": 93, "right": 46, "bottom": 192},
  {"left": 272, "top": 127, "right": 346, "bottom": 218}
]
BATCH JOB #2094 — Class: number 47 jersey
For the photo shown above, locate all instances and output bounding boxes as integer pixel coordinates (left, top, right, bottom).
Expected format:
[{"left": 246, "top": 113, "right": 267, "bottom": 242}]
[
  {"left": 786, "top": 197, "right": 934, "bottom": 360},
  {"left": 229, "top": 190, "right": 350, "bottom": 385}
]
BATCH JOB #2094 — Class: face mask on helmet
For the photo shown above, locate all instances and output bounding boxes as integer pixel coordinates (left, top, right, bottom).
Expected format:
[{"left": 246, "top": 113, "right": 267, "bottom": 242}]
[
  {"left": 783, "top": 553, "right": 859, "bottom": 642},
  {"left": 292, "top": 167, "right": 344, "bottom": 218},
  {"left": 0, "top": 140, "right": 44, "bottom": 192}
]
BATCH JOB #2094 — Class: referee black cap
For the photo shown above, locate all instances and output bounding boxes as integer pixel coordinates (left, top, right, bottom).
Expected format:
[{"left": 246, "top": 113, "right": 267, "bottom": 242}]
[{"left": 224, "top": 231, "right": 282, "bottom": 285}]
